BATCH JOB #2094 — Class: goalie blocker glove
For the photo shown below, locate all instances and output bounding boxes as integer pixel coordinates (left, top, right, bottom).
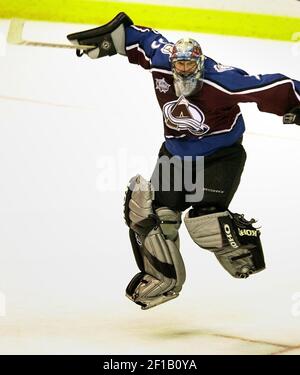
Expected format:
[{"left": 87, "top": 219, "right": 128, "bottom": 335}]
[
  {"left": 67, "top": 12, "right": 133, "bottom": 58},
  {"left": 283, "top": 106, "right": 300, "bottom": 125}
]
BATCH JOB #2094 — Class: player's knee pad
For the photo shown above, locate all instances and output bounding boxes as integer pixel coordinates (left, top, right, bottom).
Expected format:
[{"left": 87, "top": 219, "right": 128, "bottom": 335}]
[
  {"left": 184, "top": 209, "right": 265, "bottom": 278},
  {"left": 124, "top": 175, "right": 185, "bottom": 309}
]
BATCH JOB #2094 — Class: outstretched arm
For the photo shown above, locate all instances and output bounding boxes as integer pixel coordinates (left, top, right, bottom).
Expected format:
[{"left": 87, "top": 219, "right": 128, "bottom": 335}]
[{"left": 206, "top": 64, "right": 300, "bottom": 125}]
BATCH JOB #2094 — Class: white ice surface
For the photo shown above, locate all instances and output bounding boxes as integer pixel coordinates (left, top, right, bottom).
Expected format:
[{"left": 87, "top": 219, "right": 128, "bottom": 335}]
[{"left": 0, "top": 20, "right": 300, "bottom": 354}]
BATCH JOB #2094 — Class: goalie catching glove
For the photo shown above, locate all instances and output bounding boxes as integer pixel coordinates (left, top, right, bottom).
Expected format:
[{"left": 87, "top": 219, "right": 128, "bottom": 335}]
[{"left": 67, "top": 12, "right": 133, "bottom": 58}]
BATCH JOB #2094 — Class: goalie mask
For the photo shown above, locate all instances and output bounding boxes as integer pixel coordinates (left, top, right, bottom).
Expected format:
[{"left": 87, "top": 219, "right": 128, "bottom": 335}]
[{"left": 171, "top": 38, "right": 205, "bottom": 97}]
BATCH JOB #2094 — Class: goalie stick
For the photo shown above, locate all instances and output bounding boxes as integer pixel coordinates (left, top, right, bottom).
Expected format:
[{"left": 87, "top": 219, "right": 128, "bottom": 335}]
[{"left": 7, "top": 19, "right": 95, "bottom": 50}]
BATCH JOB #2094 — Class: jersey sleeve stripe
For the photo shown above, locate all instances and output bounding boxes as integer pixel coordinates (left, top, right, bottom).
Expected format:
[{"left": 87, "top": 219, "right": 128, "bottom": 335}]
[{"left": 203, "top": 78, "right": 300, "bottom": 101}]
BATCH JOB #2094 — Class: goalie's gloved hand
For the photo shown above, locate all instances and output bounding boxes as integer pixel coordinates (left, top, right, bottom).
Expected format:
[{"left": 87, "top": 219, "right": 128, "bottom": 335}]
[
  {"left": 67, "top": 12, "right": 133, "bottom": 59},
  {"left": 83, "top": 43, "right": 112, "bottom": 59},
  {"left": 283, "top": 106, "right": 300, "bottom": 125}
]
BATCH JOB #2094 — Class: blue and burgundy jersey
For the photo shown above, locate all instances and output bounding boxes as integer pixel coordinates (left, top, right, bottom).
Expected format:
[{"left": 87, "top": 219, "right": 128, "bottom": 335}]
[{"left": 125, "top": 25, "right": 300, "bottom": 157}]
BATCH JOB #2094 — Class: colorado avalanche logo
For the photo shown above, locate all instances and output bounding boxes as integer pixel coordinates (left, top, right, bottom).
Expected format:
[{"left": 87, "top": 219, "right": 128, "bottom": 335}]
[{"left": 163, "top": 96, "right": 210, "bottom": 136}]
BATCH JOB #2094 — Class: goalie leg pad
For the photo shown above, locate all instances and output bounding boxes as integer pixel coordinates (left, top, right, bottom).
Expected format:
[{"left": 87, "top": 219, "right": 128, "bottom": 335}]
[
  {"left": 184, "top": 210, "right": 265, "bottom": 278},
  {"left": 124, "top": 175, "right": 185, "bottom": 309},
  {"left": 124, "top": 174, "right": 156, "bottom": 237}
]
